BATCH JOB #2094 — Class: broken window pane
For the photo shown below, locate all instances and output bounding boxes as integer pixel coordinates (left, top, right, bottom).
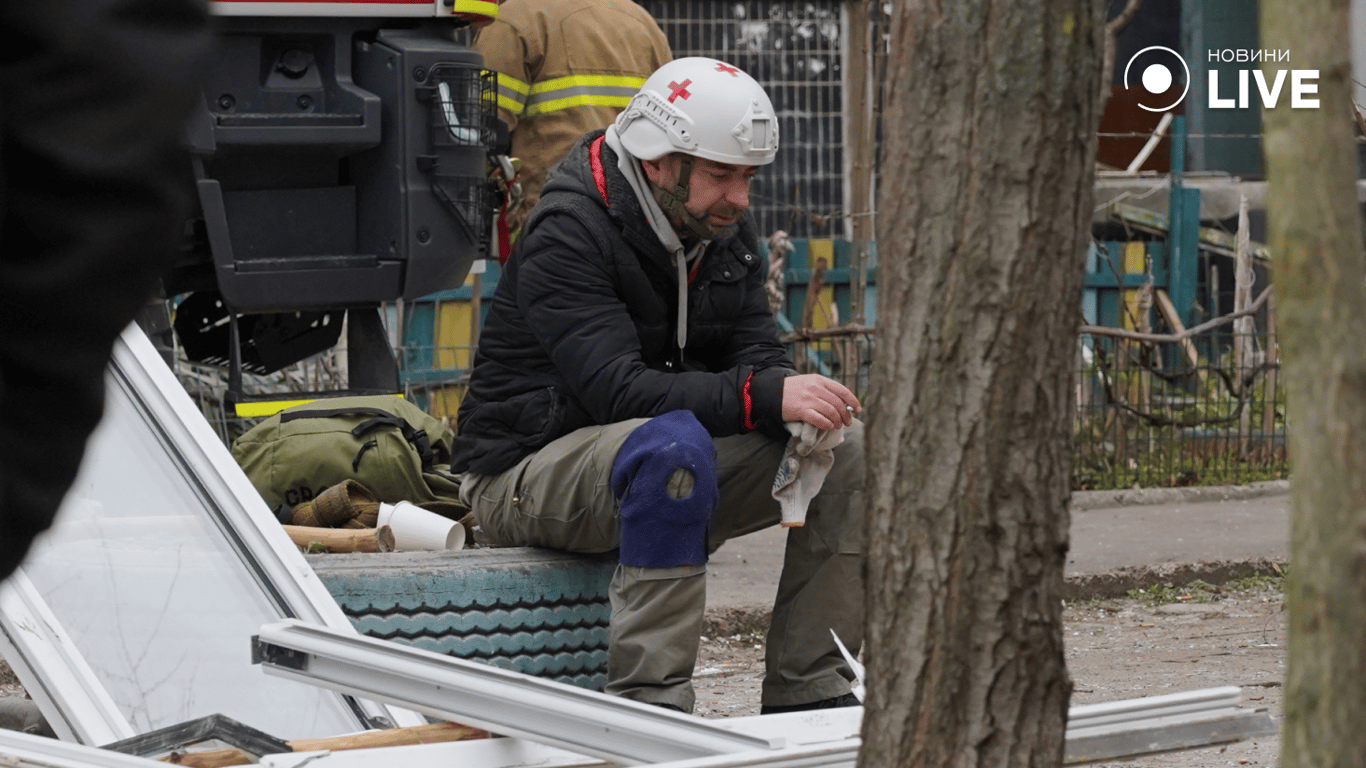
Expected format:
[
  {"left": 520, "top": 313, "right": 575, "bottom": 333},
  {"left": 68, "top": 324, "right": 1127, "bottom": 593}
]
[{"left": 10, "top": 328, "right": 379, "bottom": 740}]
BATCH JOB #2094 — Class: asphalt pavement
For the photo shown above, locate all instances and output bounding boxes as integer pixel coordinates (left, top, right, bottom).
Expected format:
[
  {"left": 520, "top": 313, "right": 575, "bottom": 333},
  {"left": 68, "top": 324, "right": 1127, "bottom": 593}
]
[{"left": 704, "top": 480, "right": 1291, "bottom": 623}]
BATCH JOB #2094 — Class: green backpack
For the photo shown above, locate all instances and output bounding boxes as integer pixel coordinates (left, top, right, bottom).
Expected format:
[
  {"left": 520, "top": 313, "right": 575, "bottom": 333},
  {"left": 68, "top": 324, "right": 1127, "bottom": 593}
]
[{"left": 231, "top": 395, "right": 464, "bottom": 515}]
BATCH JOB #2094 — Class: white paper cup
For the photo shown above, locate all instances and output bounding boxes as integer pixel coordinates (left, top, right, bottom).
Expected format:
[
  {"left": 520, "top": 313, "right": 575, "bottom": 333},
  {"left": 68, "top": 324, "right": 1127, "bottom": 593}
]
[{"left": 375, "top": 502, "right": 466, "bottom": 551}]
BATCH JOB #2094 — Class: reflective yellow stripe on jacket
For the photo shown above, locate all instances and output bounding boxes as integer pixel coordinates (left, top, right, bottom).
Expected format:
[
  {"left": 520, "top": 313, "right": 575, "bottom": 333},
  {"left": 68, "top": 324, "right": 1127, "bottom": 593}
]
[
  {"left": 449, "top": 0, "right": 499, "bottom": 20},
  {"left": 524, "top": 74, "right": 647, "bottom": 117},
  {"left": 492, "top": 72, "right": 530, "bottom": 116}
]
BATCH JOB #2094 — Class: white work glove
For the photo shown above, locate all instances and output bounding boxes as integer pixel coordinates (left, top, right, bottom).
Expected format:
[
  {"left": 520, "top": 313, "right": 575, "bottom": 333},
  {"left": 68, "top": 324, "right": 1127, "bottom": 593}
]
[{"left": 771, "top": 421, "right": 844, "bottom": 527}]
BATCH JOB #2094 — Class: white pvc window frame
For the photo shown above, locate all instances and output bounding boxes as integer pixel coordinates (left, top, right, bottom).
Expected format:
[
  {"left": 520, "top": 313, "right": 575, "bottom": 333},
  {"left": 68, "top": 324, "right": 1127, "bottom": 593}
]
[
  {"left": 0, "top": 572, "right": 133, "bottom": 744},
  {"left": 0, "top": 324, "right": 422, "bottom": 744},
  {"left": 254, "top": 619, "right": 785, "bottom": 765}
]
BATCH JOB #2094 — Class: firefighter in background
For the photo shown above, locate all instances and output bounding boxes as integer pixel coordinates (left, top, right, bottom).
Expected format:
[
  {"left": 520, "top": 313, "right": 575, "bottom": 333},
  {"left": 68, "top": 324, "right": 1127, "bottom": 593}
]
[{"left": 473, "top": 0, "right": 671, "bottom": 254}]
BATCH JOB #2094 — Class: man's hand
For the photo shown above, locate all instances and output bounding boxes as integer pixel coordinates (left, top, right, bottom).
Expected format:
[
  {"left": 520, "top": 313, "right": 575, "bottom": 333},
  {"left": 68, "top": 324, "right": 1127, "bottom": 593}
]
[{"left": 781, "top": 374, "right": 861, "bottom": 430}]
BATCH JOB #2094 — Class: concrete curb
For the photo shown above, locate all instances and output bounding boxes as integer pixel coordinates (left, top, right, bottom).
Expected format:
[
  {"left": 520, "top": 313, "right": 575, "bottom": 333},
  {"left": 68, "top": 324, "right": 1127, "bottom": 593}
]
[
  {"left": 1061, "top": 557, "right": 1287, "bottom": 603},
  {"left": 1071, "top": 479, "right": 1289, "bottom": 511},
  {"left": 703, "top": 481, "right": 1293, "bottom": 639},
  {"left": 703, "top": 557, "right": 1290, "bottom": 638}
]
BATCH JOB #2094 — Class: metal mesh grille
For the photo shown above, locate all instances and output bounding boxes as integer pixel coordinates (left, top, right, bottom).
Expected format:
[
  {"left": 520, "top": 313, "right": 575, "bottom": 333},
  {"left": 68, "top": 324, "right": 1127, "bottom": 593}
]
[
  {"left": 424, "top": 64, "right": 496, "bottom": 149},
  {"left": 639, "top": 0, "right": 849, "bottom": 239}
]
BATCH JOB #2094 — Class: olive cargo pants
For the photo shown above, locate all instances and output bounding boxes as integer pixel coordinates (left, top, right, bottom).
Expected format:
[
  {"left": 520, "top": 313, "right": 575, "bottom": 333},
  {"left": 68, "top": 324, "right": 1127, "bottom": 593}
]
[{"left": 461, "top": 419, "right": 865, "bottom": 712}]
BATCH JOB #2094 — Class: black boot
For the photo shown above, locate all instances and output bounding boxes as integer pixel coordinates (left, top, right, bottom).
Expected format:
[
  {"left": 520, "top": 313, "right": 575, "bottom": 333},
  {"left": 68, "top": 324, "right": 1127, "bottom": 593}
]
[{"left": 759, "top": 692, "right": 861, "bottom": 715}]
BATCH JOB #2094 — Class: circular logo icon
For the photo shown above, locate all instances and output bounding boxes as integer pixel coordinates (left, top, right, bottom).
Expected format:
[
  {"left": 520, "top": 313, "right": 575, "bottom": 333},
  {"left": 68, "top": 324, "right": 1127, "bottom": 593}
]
[{"left": 1122, "top": 46, "right": 1190, "bottom": 113}]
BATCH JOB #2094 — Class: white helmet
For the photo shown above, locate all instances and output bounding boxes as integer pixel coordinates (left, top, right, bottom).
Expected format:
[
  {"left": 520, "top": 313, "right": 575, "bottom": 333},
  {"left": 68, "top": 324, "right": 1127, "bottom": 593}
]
[{"left": 617, "top": 57, "right": 779, "bottom": 166}]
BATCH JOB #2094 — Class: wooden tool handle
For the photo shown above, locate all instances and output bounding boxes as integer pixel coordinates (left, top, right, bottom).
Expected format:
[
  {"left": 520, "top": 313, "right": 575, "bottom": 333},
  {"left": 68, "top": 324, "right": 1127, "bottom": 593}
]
[{"left": 282, "top": 525, "right": 395, "bottom": 553}]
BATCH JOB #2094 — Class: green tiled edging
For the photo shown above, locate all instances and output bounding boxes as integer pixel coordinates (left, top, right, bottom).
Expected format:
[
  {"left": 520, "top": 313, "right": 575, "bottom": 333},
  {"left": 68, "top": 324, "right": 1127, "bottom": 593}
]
[{"left": 308, "top": 548, "right": 616, "bottom": 690}]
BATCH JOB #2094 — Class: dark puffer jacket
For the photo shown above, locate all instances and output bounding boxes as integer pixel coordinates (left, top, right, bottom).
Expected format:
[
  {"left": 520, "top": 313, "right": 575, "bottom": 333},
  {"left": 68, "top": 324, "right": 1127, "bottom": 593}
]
[{"left": 452, "top": 129, "right": 795, "bottom": 476}]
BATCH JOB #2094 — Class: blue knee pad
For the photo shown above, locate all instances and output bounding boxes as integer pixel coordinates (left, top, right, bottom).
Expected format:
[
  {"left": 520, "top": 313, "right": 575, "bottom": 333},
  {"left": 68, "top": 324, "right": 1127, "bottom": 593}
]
[{"left": 610, "top": 410, "right": 718, "bottom": 568}]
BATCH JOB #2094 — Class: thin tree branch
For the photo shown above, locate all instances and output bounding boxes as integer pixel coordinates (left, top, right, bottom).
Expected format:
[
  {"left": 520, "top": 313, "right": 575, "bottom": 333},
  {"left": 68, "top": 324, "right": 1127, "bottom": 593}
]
[
  {"left": 1100, "top": 0, "right": 1144, "bottom": 107},
  {"left": 1081, "top": 285, "right": 1272, "bottom": 342},
  {"left": 781, "top": 324, "right": 877, "bottom": 342},
  {"left": 1091, "top": 346, "right": 1262, "bottom": 429}
]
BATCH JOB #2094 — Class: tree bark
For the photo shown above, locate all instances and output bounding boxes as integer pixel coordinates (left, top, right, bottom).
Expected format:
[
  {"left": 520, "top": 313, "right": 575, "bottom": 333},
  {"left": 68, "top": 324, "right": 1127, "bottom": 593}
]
[
  {"left": 860, "top": 1, "right": 1102, "bottom": 766},
  {"left": 1261, "top": 0, "right": 1366, "bottom": 765}
]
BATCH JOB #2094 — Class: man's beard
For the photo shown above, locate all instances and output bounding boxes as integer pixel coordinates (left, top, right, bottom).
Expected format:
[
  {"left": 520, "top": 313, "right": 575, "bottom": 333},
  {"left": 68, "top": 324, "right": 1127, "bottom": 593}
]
[
  {"left": 663, "top": 205, "right": 739, "bottom": 240},
  {"left": 705, "top": 219, "right": 740, "bottom": 240}
]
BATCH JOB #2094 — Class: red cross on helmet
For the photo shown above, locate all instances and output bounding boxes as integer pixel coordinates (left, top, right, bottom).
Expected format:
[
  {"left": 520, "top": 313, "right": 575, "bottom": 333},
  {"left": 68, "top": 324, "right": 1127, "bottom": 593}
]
[{"left": 616, "top": 57, "right": 779, "bottom": 166}]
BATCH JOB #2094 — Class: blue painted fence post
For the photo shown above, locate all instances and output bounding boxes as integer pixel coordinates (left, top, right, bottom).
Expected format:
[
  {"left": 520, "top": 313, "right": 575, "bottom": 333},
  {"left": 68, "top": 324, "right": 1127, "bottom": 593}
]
[{"left": 1167, "top": 115, "right": 1202, "bottom": 328}]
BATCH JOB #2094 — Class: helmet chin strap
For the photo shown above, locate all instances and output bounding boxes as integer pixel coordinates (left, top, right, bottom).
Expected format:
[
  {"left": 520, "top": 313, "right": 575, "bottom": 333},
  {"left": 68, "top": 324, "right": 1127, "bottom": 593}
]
[{"left": 651, "top": 155, "right": 714, "bottom": 241}]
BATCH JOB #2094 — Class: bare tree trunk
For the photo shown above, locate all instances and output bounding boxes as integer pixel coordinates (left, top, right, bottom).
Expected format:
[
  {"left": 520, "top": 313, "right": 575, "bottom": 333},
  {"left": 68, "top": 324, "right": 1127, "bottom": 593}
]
[
  {"left": 859, "top": 1, "right": 1103, "bottom": 766},
  {"left": 1261, "top": 0, "right": 1366, "bottom": 765}
]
